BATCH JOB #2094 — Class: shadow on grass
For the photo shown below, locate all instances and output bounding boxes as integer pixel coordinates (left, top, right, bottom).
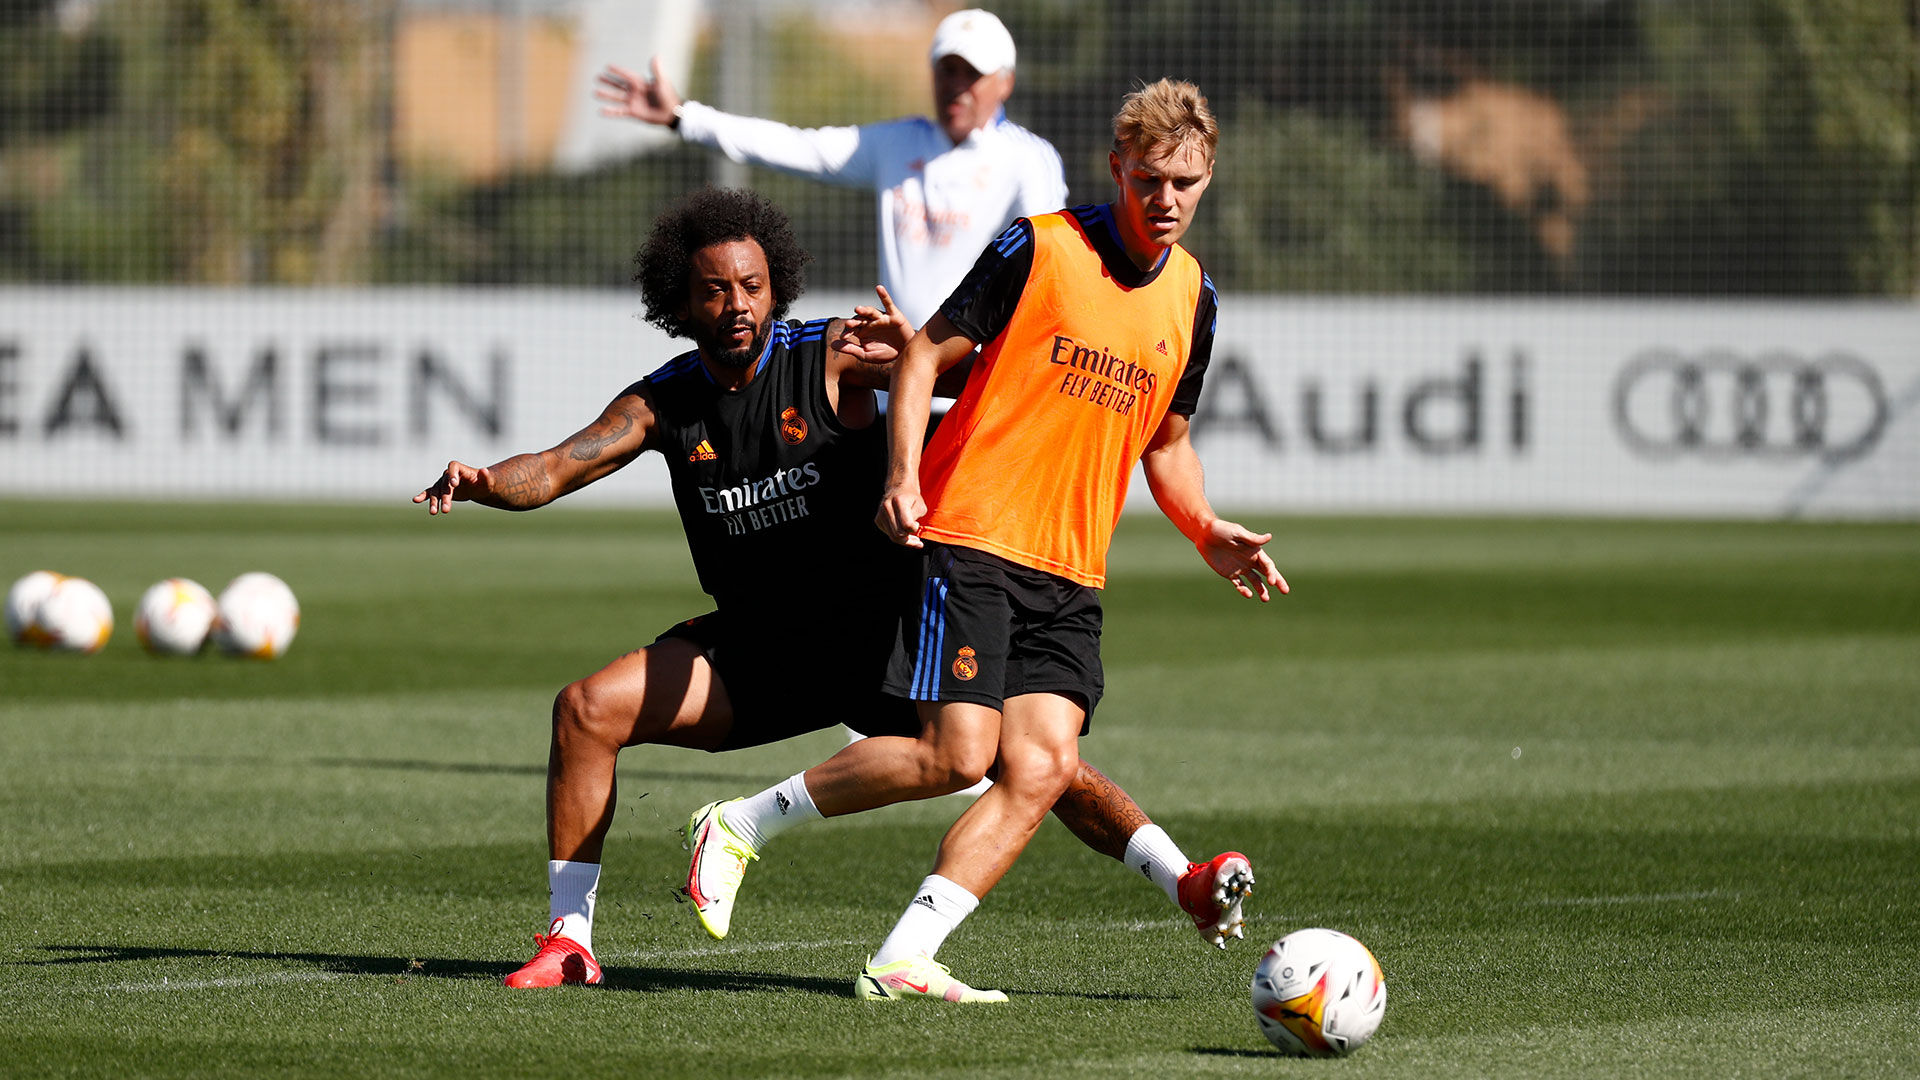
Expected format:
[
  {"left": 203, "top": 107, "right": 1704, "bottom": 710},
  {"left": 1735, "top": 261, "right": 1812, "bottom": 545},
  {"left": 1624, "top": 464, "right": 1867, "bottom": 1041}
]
[
  {"left": 19, "top": 945, "right": 1172, "bottom": 1002},
  {"left": 18, "top": 945, "right": 840, "bottom": 996},
  {"left": 1190, "top": 1046, "right": 1280, "bottom": 1058},
  {"left": 310, "top": 757, "right": 760, "bottom": 785},
  {"left": 19, "top": 944, "right": 516, "bottom": 982}
]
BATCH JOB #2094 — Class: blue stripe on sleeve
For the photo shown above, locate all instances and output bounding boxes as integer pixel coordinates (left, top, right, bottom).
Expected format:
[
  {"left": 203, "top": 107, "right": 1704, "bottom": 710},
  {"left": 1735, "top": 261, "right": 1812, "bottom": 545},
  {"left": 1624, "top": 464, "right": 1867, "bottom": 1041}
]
[{"left": 646, "top": 349, "right": 703, "bottom": 383}]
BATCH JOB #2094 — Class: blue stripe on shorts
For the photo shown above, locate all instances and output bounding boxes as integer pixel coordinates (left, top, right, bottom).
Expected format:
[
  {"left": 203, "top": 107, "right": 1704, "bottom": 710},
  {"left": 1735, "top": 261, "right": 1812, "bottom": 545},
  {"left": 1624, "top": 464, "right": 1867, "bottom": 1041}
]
[{"left": 911, "top": 575, "right": 949, "bottom": 700}]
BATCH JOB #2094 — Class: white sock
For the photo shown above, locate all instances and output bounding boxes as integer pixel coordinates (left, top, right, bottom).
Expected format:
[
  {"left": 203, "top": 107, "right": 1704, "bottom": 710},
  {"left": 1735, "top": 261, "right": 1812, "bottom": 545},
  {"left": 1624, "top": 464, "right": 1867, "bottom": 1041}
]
[
  {"left": 547, "top": 859, "right": 600, "bottom": 951},
  {"left": 1123, "top": 824, "right": 1190, "bottom": 905},
  {"left": 721, "top": 772, "right": 822, "bottom": 852},
  {"left": 871, "top": 874, "right": 980, "bottom": 966}
]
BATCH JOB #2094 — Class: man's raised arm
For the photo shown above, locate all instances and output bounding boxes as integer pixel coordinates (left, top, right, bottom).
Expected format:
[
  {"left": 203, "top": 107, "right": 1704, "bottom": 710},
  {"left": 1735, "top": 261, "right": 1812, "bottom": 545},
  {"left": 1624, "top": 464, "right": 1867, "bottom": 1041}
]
[
  {"left": 414, "top": 384, "right": 656, "bottom": 515},
  {"left": 597, "top": 58, "right": 871, "bottom": 184}
]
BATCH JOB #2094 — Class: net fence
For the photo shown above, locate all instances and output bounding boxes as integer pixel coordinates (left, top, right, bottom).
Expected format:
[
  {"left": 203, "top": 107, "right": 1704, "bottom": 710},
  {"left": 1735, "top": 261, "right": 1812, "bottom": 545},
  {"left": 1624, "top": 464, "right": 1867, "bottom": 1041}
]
[
  {"left": 0, "top": 0, "right": 1914, "bottom": 514},
  {"left": 3, "top": 0, "right": 1909, "bottom": 294}
]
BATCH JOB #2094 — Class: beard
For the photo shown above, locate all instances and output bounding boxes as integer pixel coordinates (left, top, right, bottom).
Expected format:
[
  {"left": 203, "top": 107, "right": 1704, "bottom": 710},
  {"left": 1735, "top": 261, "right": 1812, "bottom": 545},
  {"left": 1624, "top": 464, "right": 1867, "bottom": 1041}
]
[{"left": 697, "top": 317, "right": 771, "bottom": 370}]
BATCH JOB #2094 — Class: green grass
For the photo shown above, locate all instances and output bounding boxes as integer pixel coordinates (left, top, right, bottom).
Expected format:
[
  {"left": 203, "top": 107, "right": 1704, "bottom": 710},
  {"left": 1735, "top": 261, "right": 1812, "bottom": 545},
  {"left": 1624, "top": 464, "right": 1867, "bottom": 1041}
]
[{"left": 2, "top": 501, "right": 1917, "bottom": 1078}]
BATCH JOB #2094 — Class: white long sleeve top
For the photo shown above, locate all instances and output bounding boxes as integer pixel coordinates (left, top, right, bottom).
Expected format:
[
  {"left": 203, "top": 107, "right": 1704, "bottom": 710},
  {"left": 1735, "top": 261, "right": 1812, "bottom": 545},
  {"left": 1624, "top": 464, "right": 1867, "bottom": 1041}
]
[{"left": 675, "top": 101, "right": 1068, "bottom": 328}]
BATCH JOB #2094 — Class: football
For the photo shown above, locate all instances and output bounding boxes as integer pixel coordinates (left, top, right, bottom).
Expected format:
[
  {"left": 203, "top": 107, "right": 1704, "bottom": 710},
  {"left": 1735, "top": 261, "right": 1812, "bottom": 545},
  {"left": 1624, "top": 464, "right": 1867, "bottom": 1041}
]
[
  {"left": 135, "top": 578, "right": 218, "bottom": 656},
  {"left": 35, "top": 575, "right": 115, "bottom": 654},
  {"left": 211, "top": 572, "right": 300, "bottom": 659},
  {"left": 1250, "top": 928, "right": 1387, "bottom": 1056},
  {"left": 6, "top": 570, "right": 64, "bottom": 646}
]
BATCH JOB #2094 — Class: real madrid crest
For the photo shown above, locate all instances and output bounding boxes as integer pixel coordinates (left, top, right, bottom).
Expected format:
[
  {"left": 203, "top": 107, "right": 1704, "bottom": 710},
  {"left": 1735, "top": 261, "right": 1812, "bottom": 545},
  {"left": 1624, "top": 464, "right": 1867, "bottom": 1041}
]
[
  {"left": 952, "top": 645, "right": 978, "bottom": 681},
  {"left": 779, "top": 406, "right": 808, "bottom": 445}
]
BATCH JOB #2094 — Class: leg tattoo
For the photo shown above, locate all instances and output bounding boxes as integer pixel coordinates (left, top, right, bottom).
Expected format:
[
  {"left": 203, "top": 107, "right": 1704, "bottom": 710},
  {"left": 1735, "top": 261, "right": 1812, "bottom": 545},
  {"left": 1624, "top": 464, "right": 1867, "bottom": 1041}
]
[{"left": 1052, "top": 760, "right": 1151, "bottom": 861}]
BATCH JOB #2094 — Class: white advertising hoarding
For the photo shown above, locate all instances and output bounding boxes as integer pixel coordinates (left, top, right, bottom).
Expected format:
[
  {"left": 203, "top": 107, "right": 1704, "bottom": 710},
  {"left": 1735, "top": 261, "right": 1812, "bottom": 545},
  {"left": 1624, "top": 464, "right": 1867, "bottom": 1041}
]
[
  {"left": 0, "top": 288, "right": 1913, "bottom": 517},
  {"left": 0, "top": 287, "right": 682, "bottom": 505},
  {"left": 1190, "top": 298, "right": 1917, "bottom": 518}
]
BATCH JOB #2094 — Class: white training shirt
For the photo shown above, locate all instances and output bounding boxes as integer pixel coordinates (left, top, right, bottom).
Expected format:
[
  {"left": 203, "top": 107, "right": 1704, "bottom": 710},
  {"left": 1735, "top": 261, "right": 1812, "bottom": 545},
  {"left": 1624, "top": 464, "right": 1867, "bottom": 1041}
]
[{"left": 675, "top": 101, "right": 1068, "bottom": 329}]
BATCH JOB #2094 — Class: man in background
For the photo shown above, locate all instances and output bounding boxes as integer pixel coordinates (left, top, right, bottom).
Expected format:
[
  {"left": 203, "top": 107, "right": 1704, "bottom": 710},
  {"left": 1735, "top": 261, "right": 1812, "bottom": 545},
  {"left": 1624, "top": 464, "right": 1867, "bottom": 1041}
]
[{"left": 596, "top": 8, "right": 1065, "bottom": 330}]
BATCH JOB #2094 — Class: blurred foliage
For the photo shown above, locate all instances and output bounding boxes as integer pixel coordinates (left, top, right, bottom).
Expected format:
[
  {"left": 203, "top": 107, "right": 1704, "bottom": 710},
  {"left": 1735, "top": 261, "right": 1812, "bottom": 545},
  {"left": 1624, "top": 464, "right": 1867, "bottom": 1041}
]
[
  {"left": 1577, "top": 0, "right": 1918, "bottom": 294},
  {"left": 377, "top": 9, "right": 891, "bottom": 289},
  {"left": 0, "top": 0, "right": 1911, "bottom": 295},
  {"left": 1191, "top": 103, "right": 1475, "bottom": 293},
  {"left": 374, "top": 154, "right": 678, "bottom": 288},
  {"left": 0, "top": 0, "right": 388, "bottom": 284},
  {"left": 995, "top": 0, "right": 1913, "bottom": 295}
]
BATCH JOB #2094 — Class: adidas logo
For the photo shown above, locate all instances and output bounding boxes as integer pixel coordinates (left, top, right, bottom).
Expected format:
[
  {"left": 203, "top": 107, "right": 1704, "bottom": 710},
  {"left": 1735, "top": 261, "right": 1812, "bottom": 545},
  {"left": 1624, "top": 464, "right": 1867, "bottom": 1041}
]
[
  {"left": 1155, "top": 339, "right": 1169, "bottom": 355},
  {"left": 775, "top": 791, "right": 791, "bottom": 815},
  {"left": 689, "top": 439, "right": 718, "bottom": 462},
  {"left": 911, "top": 893, "right": 938, "bottom": 911},
  {"left": 1138, "top": 863, "right": 1153, "bottom": 879}
]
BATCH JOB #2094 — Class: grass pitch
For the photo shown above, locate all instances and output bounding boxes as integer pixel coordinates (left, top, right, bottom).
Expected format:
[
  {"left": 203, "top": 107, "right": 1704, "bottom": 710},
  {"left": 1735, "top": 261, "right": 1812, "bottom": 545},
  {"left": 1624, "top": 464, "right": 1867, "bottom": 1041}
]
[{"left": 2, "top": 501, "right": 1917, "bottom": 1078}]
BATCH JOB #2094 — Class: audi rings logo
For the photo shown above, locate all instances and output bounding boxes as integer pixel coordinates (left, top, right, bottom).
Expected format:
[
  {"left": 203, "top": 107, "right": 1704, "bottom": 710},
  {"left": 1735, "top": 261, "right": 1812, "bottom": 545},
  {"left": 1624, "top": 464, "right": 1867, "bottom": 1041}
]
[{"left": 1613, "top": 350, "right": 1888, "bottom": 464}]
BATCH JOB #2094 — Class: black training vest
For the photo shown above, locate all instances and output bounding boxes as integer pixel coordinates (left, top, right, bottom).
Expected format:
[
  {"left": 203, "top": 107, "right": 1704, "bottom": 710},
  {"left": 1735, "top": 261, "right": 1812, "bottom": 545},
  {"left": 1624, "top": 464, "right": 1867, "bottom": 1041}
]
[{"left": 644, "top": 318, "right": 911, "bottom": 617}]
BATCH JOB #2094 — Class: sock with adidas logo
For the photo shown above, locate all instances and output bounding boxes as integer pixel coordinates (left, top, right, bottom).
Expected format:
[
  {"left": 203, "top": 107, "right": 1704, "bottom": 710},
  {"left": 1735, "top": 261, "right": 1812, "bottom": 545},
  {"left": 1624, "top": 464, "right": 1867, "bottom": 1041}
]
[
  {"left": 721, "top": 771, "right": 822, "bottom": 852},
  {"left": 871, "top": 873, "right": 980, "bottom": 967}
]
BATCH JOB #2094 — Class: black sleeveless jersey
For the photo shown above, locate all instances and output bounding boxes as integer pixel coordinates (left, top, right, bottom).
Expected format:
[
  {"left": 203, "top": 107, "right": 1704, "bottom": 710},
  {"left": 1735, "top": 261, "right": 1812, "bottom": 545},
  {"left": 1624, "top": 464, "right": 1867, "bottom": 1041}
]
[{"left": 643, "top": 318, "right": 914, "bottom": 618}]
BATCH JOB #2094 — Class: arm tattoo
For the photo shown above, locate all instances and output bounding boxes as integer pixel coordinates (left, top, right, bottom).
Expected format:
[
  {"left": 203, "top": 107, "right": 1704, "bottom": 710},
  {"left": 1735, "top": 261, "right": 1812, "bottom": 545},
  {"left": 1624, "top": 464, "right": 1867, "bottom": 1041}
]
[
  {"left": 838, "top": 357, "right": 894, "bottom": 391},
  {"left": 487, "top": 456, "right": 551, "bottom": 509},
  {"left": 1052, "top": 761, "right": 1152, "bottom": 862},
  {"left": 567, "top": 408, "right": 636, "bottom": 462}
]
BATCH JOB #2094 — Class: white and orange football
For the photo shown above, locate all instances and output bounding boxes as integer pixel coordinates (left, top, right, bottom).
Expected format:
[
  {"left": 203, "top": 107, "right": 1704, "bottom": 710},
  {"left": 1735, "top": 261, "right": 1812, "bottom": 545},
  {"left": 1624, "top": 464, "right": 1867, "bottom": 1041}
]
[
  {"left": 36, "top": 575, "right": 115, "bottom": 654},
  {"left": 211, "top": 572, "right": 300, "bottom": 660},
  {"left": 135, "top": 578, "right": 218, "bottom": 656},
  {"left": 1251, "top": 928, "right": 1387, "bottom": 1057}
]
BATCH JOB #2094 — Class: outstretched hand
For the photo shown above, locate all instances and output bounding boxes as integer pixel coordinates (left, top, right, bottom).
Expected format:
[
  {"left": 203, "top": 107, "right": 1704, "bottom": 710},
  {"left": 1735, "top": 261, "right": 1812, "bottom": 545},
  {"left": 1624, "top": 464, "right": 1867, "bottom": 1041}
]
[
  {"left": 413, "top": 460, "right": 491, "bottom": 516},
  {"left": 1198, "top": 519, "right": 1288, "bottom": 602},
  {"left": 832, "top": 285, "right": 913, "bottom": 361},
  {"left": 596, "top": 57, "right": 681, "bottom": 127}
]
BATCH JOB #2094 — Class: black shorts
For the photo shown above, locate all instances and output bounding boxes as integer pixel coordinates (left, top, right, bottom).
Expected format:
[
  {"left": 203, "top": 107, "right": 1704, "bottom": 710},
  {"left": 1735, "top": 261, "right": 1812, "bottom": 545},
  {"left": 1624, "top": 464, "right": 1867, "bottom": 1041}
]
[
  {"left": 655, "top": 609, "right": 919, "bottom": 751},
  {"left": 882, "top": 541, "right": 1103, "bottom": 724}
]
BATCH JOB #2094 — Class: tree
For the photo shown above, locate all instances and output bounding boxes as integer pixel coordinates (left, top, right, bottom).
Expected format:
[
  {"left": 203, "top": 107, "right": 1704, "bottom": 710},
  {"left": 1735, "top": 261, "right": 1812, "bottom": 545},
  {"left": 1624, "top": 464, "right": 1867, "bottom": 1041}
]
[{"left": 0, "top": 0, "right": 391, "bottom": 284}]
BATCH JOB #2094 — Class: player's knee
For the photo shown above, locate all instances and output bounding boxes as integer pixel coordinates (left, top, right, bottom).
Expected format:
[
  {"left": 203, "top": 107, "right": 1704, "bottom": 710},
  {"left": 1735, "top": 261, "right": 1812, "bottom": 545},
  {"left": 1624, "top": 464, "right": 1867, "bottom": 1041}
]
[
  {"left": 552, "top": 680, "right": 618, "bottom": 748},
  {"left": 999, "top": 740, "right": 1078, "bottom": 801},
  {"left": 914, "top": 735, "right": 992, "bottom": 792},
  {"left": 1041, "top": 745, "right": 1080, "bottom": 794},
  {"left": 911, "top": 704, "right": 999, "bottom": 792},
  {"left": 941, "top": 741, "right": 996, "bottom": 790}
]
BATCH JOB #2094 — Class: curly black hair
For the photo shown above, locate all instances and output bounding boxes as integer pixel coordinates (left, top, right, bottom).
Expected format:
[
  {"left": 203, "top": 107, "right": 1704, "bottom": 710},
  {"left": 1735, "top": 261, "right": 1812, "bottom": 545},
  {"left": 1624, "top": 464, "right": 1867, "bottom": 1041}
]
[{"left": 634, "top": 187, "right": 811, "bottom": 339}]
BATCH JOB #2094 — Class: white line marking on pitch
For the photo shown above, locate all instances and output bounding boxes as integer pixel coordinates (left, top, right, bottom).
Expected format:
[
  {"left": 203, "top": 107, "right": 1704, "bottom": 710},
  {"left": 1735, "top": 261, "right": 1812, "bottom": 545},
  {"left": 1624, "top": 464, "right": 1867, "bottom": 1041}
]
[
  {"left": 1531, "top": 889, "right": 1736, "bottom": 907},
  {"left": 1104, "top": 917, "right": 1186, "bottom": 933},
  {"left": 83, "top": 970, "right": 343, "bottom": 993}
]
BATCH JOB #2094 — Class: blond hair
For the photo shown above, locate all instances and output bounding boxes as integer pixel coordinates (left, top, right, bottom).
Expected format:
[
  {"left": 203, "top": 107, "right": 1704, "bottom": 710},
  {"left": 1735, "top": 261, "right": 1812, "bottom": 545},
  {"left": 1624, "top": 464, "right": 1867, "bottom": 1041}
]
[{"left": 1112, "top": 79, "right": 1217, "bottom": 163}]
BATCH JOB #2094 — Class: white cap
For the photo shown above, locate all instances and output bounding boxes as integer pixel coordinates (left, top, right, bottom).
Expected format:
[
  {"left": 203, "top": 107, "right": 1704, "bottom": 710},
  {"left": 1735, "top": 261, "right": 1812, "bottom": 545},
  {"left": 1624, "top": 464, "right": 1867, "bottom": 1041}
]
[{"left": 929, "top": 9, "right": 1016, "bottom": 75}]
